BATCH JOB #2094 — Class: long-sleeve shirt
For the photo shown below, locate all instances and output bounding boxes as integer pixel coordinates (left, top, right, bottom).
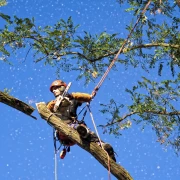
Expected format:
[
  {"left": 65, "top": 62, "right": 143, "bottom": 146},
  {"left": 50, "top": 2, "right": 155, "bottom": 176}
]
[{"left": 47, "top": 92, "right": 91, "bottom": 122}]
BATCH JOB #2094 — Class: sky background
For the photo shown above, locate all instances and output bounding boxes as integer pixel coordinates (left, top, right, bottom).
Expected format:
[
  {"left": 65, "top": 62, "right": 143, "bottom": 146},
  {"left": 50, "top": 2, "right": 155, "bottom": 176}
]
[{"left": 0, "top": 0, "right": 180, "bottom": 180}]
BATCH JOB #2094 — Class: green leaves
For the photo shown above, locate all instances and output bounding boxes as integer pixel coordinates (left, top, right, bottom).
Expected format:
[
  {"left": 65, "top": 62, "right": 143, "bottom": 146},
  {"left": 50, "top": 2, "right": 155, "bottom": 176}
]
[
  {"left": 99, "top": 73, "right": 180, "bottom": 153},
  {"left": 125, "top": 76, "right": 180, "bottom": 154},
  {"left": 0, "top": 13, "right": 12, "bottom": 23},
  {"left": 0, "top": 15, "right": 78, "bottom": 65},
  {"left": 3, "top": 88, "right": 12, "bottom": 94},
  {"left": 0, "top": 0, "right": 7, "bottom": 7},
  {"left": 73, "top": 31, "right": 124, "bottom": 83}
]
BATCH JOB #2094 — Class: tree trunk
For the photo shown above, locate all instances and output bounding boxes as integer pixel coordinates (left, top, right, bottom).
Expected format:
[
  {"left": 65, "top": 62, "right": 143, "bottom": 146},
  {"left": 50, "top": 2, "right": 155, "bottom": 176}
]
[
  {"left": 36, "top": 102, "right": 133, "bottom": 180},
  {"left": 0, "top": 91, "right": 36, "bottom": 119}
]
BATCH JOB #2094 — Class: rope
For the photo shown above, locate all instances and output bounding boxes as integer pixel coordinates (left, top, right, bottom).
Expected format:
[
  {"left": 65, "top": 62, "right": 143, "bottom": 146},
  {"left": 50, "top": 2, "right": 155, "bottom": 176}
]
[
  {"left": 87, "top": 103, "right": 103, "bottom": 147},
  {"left": 54, "top": 149, "right": 58, "bottom": 180},
  {"left": 53, "top": 129, "right": 58, "bottom": 180},
  {"left": 53, "top": 129, "right": 64, "bottom": 180},
  {"left": 87, "top": 4, "right": 152, "bottom": 179},
  {"left": 91, "top": 0, "right": 152, "bottom": 98},
  {"left": 77, "top": 105, "right": 88, "bottom": 123},
  {"left": 87, "top": 103, "right": 111, "bottom": 180}
]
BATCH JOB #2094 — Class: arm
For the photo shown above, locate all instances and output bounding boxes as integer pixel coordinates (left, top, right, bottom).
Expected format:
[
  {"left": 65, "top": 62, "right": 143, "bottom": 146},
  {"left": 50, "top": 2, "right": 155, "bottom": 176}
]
[{"left": 71, "top": 92, "right": 92, "bottom": 103}]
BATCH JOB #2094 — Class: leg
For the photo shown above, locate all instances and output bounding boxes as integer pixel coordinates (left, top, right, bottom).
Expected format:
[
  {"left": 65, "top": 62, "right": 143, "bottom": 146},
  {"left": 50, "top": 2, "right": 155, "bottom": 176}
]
[
  {"left": 75, "top": 124, "right": 116, "bottom": 162},
  {"left": 101, "top": 143, "right": 116, "bottom": 162},
  {"left": 69, "top": 123, "right": 90, "bottom": 138},
  {"left": 76, "top": 124, "right": 90, "bottom": 138}
]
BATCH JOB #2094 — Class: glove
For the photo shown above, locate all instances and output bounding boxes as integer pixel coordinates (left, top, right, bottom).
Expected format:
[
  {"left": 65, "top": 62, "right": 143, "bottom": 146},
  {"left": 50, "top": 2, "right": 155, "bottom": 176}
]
[{"left": 47, "top": 100, "right": 56, "bottom": 112}]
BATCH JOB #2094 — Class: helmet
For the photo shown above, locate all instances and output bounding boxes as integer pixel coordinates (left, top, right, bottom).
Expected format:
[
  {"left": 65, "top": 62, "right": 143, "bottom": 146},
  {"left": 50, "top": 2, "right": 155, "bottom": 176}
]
[{"left": 50, "top": 80, "right": 67, "bottom": 92}]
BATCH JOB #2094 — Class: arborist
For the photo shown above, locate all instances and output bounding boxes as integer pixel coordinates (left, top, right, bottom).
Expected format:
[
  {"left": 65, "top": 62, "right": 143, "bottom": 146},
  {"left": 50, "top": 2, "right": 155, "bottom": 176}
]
[{"left": 47, "top": 80, "right": 116, "bottom": 161}]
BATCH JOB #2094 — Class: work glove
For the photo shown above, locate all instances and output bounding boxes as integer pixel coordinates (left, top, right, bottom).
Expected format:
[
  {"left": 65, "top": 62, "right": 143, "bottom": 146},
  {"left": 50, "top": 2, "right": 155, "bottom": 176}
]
[{"left": 47, "top": 100, "right": 56, "bottom": 112}]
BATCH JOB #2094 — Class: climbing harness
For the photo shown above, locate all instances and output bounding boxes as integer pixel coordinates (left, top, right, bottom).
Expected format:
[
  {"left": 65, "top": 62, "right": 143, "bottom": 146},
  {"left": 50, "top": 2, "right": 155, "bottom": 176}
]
[{"left": 76, "top": 104, "right": 88, "bottom": 124}]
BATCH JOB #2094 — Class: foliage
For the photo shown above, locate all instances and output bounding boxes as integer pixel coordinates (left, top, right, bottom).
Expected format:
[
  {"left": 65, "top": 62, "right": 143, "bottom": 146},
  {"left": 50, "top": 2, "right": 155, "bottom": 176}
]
[
  {"left": 3, "top": 88, "right": 12, "bottom": 94},
  {"left": 0, "top": 0, "right": 180, "bottom": 153},
  {"left": 0, "top": 0, "right": 7, "bottom": 7},
  {"left": 127, "top": 76, "right": 180, "bottom": 154}
]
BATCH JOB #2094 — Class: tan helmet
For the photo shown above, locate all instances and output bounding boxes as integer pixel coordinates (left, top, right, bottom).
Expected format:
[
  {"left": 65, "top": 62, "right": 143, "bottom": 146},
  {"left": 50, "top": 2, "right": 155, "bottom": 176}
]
[{"left": 50, "top": 80, "right": 67, "bottom": 92}]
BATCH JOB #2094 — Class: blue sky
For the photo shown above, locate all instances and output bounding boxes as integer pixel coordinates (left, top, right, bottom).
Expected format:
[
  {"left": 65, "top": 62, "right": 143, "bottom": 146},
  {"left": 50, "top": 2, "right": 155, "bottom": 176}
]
[{"left": 0, "top": 0, "right": 180, "bottom": 180}]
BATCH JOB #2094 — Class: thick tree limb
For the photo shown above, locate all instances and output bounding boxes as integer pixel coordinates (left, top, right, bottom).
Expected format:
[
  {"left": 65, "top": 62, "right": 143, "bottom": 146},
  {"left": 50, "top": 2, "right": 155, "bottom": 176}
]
[
  {"left": 0, "top": 91, "right": 36, "bottom": 119},
  {"left": 36, "top": 102, "right": 133, "bottom": 180}
]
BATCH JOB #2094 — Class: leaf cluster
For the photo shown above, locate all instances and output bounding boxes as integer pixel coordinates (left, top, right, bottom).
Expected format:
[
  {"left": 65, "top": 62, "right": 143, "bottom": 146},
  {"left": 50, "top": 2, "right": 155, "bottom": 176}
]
[
  {"left": 0, "top": 0, "right": 7, "bottom": 7},
  {"left": 0, "top": 15, "right": 78, "bottom": 64}
]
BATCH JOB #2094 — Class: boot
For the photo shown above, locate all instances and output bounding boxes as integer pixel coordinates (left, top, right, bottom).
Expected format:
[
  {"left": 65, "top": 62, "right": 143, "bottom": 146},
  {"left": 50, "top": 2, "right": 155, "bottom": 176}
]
[
  {"left": 76, "top": 124, "right": 90, "bottom": 138},
  {"left": 102, "top": 143, "right": 116, "bottom": 162},
  {"left": 89, "top": 132, "right": 99, "bottom": 142}
]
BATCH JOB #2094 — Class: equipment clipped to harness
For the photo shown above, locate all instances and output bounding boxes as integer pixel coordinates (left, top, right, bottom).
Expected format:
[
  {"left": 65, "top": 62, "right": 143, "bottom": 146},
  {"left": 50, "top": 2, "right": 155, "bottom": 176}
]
[
  {"left": 60, "top": 146, "right": 71, "bottom": 159},
  {"left": 60, "top": 148, "right": 66, "bottom": 159},
  {"left": 76, "top": 104, "right": 88, "bottom": 125}
]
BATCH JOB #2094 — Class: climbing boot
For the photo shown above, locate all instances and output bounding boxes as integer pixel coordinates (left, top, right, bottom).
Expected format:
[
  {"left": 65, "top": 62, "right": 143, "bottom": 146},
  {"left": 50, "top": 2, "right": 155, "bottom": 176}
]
[
  {"left": 89, "top": 132, "right": 99, "bottom": 142},
  {"left": 76, "top": 125, "right": 89, "bottom": 138},
  {"left": 102, "top": 143, "right": 116, "bottom": 162}
]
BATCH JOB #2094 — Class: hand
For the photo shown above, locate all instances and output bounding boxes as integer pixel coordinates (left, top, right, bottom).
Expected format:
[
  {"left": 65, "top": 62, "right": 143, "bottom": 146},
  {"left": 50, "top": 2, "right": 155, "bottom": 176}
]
[
  {"left": 91, "top": 90, "right": 96, "bottom": 99},
  {"left": 47, "top": 100, "right": 56, "bottom": 111}
]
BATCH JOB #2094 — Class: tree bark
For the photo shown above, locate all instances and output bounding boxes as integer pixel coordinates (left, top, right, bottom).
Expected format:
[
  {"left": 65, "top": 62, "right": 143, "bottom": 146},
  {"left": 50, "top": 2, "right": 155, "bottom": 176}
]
[
  {"left": 36, "top": 102, "right": 133, "bottom": 180},
  {"left": 0, "top": 91, "right": 36, "bottom": 119}
]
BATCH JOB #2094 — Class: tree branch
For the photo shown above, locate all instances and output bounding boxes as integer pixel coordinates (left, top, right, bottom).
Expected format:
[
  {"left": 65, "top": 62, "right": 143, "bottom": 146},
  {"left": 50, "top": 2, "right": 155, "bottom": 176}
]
[
  {"left": 123, "top": 43, "right": 180, "bottom": 53},
  {"left": 104, "top": 110, "right": 180, "bottom": 127},
  {"left": 0, "top": 91, "right": 36, "bottom": 119},
  {"left": 143, "top": 110, "right": 180, "bottom": 116},
  {"left": 36, "top": 102, "right": 133, "bottom": 180},
  {"left": 52, "top": 42, "right": 179, "bottom": 63}
]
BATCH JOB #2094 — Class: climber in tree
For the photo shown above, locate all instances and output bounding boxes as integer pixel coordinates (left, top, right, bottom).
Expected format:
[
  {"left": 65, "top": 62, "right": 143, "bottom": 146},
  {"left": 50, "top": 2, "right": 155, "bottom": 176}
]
[{"left": 47, "top": 80, "right": 116, "bottom": 161}]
